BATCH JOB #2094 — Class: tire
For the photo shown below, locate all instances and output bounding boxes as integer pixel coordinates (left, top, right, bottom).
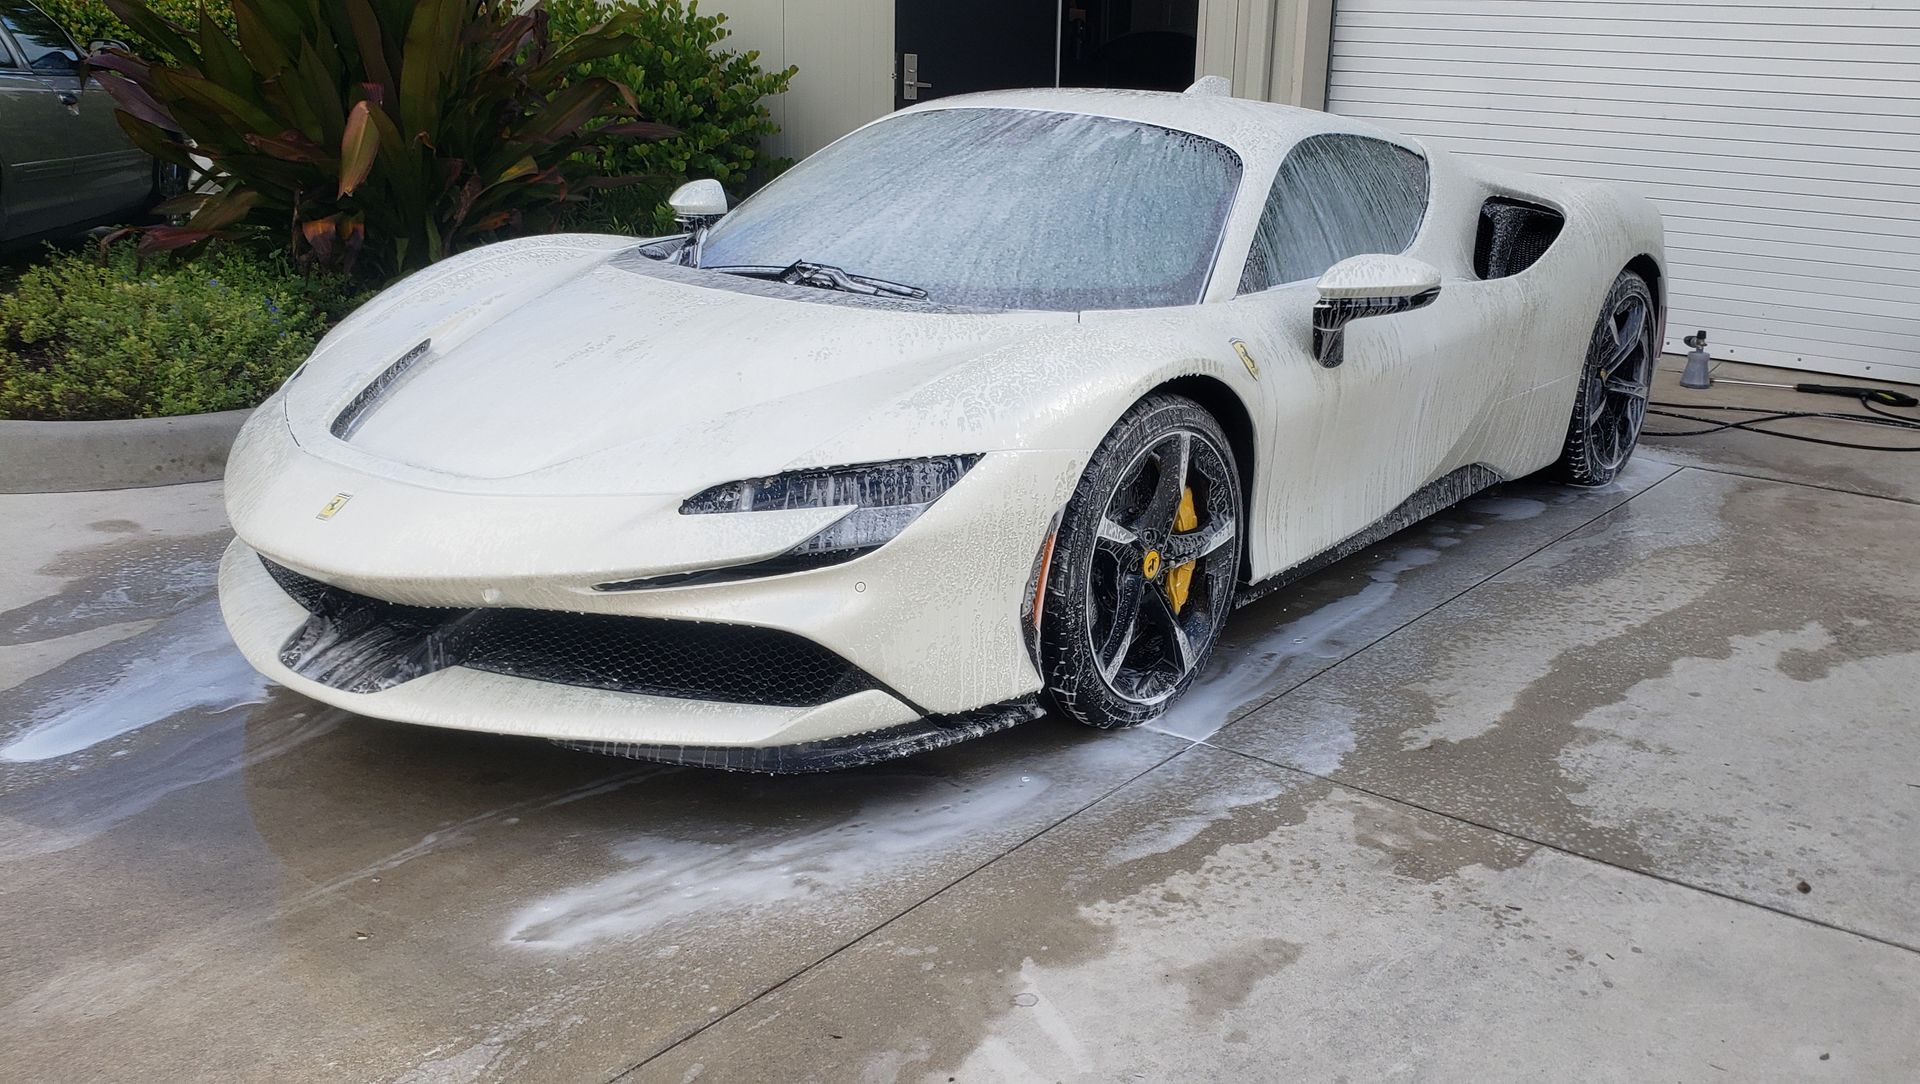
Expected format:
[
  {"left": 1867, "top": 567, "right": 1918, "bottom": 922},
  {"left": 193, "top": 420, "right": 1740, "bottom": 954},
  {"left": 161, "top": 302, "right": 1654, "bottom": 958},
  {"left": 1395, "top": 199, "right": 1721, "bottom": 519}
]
[
  {"left": 1040, "top": 394, "right": 1244, "bottom": 729},
  {"left": 147, "top": 159, "right": 188, "bottom": 215},
  {"left": 1554, "top": 271, "right": 1657, "bottom": 486}
]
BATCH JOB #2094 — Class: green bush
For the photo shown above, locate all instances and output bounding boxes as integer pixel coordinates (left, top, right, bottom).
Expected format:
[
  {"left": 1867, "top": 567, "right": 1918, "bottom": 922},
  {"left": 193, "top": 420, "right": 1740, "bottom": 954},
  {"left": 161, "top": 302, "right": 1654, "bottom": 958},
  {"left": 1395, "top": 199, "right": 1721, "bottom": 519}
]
[
  {"left": 0, "top": 243, "right": 367, "bottom": 420},
  {"left": 97, "top": 0, "right": 673, "bottom": 276},
  {"left": 30, "top": 0, "right": 233, "bottom": 54},
  {"left": 547, "top": 0, "right": 795, "bottom": 235}
]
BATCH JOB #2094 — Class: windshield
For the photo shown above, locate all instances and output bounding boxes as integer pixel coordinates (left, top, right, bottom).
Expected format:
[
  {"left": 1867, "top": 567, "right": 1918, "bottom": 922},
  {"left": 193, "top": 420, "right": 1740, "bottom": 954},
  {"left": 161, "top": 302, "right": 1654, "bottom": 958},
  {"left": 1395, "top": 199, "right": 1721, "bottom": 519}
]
[{"left": 697, "top": 108, "right": 1243, "bottom": 311}]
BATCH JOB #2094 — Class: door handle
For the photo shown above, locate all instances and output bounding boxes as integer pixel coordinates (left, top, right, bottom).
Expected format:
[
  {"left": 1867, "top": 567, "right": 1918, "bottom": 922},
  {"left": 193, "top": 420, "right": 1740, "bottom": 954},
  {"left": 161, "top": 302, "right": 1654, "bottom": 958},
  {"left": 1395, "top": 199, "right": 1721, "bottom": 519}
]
[
  {"left": 57, "top": 90, "right": 78, "bottom": 107},
  {"left": 901, "top": 53, "right": 932, "bottom": 101}
]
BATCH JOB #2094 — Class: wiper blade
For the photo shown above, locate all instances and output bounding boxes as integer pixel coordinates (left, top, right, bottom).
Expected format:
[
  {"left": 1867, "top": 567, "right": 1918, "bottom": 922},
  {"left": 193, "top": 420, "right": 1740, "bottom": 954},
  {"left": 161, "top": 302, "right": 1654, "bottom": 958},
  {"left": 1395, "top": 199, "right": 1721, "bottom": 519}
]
[{"left": 702, "top": 260, "right": 930, "bottom": 301}]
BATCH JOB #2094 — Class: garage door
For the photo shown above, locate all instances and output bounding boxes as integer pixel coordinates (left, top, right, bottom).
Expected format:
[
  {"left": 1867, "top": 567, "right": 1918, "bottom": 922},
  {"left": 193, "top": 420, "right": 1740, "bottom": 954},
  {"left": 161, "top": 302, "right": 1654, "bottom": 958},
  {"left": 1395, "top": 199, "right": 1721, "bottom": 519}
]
[{"left": 1325, "top": 0, "right": 1920, "bottom": 382}]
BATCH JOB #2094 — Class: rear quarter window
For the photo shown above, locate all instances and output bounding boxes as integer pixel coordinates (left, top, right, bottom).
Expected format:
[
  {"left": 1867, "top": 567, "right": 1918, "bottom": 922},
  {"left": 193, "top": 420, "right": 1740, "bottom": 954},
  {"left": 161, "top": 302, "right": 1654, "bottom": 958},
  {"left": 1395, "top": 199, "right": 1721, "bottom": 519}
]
[{"left": 1239, "top": 134, "right": 1430, "bottom": 294}]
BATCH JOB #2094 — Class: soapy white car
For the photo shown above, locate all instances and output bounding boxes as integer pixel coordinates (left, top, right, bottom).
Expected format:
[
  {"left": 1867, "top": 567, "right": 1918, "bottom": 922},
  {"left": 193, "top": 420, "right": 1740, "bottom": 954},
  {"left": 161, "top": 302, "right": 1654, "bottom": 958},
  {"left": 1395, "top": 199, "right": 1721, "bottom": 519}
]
[{"left": 218, "top": 86, "right": 1665, "bottom": 771}]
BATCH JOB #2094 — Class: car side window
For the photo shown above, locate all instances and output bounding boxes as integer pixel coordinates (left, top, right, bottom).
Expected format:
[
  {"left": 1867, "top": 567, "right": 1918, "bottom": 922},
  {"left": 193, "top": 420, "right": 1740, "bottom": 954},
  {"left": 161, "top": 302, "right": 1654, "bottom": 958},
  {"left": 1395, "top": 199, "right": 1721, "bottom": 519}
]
[
  {"left": 1238, "top": 134, "right": 1430, "bottom": 295},
  {"left": 0, "top": 1, "right": 80, "bottom": 75}
]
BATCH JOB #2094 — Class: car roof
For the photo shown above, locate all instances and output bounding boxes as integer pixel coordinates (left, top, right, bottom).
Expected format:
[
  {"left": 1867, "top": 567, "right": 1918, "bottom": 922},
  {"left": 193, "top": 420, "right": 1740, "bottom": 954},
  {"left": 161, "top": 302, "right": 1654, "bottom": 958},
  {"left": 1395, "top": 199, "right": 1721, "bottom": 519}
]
[{"left": 897, "top": 87, "right": 1422, "bottom": 166}]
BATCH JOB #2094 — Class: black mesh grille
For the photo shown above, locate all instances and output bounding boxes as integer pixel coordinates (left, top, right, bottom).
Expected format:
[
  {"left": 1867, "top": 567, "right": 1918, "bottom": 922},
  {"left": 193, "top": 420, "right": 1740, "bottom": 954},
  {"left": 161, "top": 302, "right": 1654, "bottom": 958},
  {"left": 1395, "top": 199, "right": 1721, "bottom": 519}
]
[
  {"left": 1474, "top": 197, "right": 1565, "bottom": 280},
  {"left": 259, "top": 557, "right": 879, "bottom": 707}
]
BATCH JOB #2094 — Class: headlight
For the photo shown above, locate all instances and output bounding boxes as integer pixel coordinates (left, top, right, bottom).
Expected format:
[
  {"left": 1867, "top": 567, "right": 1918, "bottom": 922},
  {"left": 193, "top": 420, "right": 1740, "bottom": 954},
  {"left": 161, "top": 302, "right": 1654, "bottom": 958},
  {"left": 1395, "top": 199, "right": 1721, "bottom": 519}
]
[
  {"left": 598, "top": 455, "right": 983, "bottom": 591},
  {"left": 680, "top": 454, "right": 980, "bottom": 560}
]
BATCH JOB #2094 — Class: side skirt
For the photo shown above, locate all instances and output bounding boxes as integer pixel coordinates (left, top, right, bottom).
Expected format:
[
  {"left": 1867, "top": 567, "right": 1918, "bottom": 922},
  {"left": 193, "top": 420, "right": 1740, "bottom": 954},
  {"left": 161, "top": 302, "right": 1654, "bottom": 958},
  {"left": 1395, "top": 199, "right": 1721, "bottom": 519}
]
[{"left": 1236, "top": 464, "right": 1505, "bottom": 609}]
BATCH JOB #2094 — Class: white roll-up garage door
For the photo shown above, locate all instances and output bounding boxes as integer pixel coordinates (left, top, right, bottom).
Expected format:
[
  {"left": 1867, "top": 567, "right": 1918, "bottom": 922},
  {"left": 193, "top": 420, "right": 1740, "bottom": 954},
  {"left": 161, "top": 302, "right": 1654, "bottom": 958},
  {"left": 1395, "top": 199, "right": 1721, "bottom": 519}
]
[{"left": 1325, "top": 0, "right": 1920, "bottom": 382}]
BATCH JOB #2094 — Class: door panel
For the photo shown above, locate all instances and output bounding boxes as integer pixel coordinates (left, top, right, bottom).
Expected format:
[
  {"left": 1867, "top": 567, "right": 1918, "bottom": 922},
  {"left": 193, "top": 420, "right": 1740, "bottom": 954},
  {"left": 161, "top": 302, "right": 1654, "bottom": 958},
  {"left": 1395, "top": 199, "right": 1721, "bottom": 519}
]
[
  {"left": 0, "top": 68, "right": 77, "bottom": 236},
  {"left": 1228, "top": 281, "right": 1505, "bottom": 563},
  {"left": 895, "top": 0, "right": 1057, "bottom": 109}
]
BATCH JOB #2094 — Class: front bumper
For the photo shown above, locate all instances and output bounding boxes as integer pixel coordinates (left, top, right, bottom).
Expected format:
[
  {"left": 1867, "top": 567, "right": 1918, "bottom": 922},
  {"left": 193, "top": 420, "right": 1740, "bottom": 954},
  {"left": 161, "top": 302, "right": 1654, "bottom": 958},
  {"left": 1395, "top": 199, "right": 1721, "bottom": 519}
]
[{"left": 218, "top": 442, "right": 1087, "bottom": 761}]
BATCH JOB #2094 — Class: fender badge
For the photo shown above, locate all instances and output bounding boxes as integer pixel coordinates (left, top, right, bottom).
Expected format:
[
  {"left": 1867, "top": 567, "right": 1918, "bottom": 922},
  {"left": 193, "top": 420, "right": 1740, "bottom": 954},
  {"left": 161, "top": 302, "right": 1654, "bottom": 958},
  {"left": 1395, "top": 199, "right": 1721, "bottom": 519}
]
[
  {"left": 1231, "top": 339, "right": 1260, "bottom": 379},
  {"left": 317, "top": 493, "right": 353, "bottom": 521}
]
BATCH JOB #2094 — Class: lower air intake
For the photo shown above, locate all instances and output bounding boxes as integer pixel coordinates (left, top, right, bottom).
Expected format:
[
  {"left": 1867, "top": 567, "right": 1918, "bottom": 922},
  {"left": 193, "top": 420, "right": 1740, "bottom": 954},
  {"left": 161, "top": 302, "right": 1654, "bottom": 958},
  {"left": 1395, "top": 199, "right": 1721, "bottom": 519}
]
[{"left": 260, "top": 558, "right": 880, "bottom": 707}]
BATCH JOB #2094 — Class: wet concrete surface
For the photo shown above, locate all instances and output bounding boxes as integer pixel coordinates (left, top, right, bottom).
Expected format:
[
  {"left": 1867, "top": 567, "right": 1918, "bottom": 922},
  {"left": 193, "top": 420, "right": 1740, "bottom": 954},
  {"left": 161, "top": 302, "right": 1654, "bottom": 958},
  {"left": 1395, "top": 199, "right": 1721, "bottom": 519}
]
[{"left": 2, "top": 377, "right": 1917, "bottom": 1079}]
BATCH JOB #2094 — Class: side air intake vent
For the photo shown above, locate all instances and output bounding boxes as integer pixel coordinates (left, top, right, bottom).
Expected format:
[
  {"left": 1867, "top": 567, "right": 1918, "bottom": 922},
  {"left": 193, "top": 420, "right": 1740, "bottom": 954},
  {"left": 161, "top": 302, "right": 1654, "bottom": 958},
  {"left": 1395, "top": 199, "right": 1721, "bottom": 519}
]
[{"left": 1474, "top": 198, "right": 1565, "bottom": 280}]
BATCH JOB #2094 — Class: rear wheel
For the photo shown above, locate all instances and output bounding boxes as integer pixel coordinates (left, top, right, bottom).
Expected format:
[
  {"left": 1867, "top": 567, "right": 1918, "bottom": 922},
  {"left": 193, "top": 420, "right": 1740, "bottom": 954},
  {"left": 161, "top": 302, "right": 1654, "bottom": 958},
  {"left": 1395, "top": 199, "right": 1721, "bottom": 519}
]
[
  {"left": 1555, "top": 271, "right": 1657, "bottom": 486},
  {"left": 1040, "top": 395, "right": 1243, "bottom": 729}
]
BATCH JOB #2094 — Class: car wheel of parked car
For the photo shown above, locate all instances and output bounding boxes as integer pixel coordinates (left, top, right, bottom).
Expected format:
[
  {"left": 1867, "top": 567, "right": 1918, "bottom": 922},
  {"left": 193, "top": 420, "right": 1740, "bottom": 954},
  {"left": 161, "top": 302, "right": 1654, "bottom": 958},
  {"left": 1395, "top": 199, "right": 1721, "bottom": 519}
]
[
  {"left": 1041, "top": 394, "right": 1243, "bottom": 729},
  {"left": 149, "top": 159, "right": 189, "bottom": 210},
  {"left": 1555, "top": 271, "right": 1657, "bottom": 487}
]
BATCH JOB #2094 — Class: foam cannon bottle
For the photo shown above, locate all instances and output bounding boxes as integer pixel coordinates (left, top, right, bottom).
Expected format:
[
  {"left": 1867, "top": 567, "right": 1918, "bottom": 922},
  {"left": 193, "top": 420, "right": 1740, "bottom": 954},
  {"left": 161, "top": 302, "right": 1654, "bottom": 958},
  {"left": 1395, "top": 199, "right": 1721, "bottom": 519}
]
[{"left": 1679, "top": 331, "right": 1713, "bottom": 389}]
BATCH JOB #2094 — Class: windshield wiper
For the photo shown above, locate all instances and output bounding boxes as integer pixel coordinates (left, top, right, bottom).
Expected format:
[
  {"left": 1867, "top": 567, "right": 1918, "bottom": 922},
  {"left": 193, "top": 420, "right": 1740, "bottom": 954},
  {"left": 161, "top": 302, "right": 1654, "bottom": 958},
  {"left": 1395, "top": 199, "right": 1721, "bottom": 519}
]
[{"left": 702, "top": 260, "right": 930, "bottom": 302}]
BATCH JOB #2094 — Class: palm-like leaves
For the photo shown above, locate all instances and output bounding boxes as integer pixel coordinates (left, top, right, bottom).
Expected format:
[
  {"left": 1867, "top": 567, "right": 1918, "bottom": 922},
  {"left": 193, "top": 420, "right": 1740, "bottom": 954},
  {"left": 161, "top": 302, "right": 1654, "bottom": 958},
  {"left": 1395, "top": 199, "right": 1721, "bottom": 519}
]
[{"left": 97, "top": 0, "right": 674, "bottom": 275}]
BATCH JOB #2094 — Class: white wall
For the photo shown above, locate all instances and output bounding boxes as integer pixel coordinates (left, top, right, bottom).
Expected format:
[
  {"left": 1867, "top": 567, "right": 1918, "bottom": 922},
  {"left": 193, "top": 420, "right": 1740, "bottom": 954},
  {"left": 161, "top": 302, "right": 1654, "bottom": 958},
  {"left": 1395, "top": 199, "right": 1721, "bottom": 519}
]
[
  {"left": 1195, "top": 0, "right": 1332, "bottom": 108},
  {"left": 708, "top": 0, "right": 896, "bottom": 163}
]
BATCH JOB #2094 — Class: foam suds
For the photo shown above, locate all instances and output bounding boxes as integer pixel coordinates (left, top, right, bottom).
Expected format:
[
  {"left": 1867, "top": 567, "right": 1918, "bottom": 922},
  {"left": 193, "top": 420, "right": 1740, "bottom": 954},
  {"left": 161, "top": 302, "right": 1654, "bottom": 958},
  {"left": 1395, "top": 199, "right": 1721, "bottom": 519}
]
[
  {"left": 1152, "top": 542, "right": 1443, "bottom": 743},
  {"left": 503, "top": 769, "right": 1053, "bottom": 951}
]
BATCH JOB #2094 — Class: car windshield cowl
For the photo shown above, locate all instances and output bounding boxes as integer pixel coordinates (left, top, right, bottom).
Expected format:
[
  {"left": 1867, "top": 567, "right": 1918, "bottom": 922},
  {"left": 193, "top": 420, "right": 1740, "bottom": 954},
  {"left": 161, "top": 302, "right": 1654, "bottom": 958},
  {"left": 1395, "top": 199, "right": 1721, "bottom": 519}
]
[{"left": 702, "top": 260, "right": 931, "bottom": 302}]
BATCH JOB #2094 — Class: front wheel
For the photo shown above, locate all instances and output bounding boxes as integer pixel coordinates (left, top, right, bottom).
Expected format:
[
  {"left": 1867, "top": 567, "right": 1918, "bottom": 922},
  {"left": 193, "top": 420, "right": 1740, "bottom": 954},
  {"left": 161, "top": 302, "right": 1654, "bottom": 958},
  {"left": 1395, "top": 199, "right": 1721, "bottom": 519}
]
[
  {"left": 1040, "top": 395, "right": 1243, "bottom": 729},
  {"left": 1554, "top": 271, "right": 1657, "bottom": 486}
]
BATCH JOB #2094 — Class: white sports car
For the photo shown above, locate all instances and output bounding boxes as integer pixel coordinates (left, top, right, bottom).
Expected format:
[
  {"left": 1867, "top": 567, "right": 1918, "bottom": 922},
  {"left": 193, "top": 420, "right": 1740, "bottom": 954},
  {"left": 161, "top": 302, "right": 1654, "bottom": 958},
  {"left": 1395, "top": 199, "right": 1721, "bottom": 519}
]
[{"left": 218, "top": 86, "right": 1665, "bottom": 772}]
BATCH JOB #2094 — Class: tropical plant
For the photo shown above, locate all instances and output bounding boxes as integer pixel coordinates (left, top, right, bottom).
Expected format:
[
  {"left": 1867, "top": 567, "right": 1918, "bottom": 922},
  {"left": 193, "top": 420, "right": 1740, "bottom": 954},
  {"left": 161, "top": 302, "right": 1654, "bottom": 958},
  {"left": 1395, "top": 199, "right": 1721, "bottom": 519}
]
[
  {"left": 546, "top": 0, "right": 794, "bottom": 235},
  {"left": 0, "top": 241, "right": 368, "bottom": 420},
  {"left": 93, "top": 0, "right": 674, "bottom": 276}
]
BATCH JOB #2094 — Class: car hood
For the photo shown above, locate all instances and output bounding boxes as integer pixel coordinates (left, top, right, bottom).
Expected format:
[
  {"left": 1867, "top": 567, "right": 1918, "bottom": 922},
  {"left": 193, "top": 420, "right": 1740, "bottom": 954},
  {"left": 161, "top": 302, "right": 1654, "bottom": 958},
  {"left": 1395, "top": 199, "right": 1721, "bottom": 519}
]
[{"left": 285, "top": 238, "right": 1076, "bottom": 494}]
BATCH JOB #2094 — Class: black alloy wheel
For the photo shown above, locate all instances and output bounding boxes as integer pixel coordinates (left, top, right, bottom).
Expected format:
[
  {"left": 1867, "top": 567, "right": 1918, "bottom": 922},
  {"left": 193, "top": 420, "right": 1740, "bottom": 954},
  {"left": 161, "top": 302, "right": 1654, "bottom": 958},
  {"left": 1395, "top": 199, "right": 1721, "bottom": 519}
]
[
  {"left": 1556, "top": 271, "right": 1658, "bottom": 486},
  {"left": 1041, "top": 395, "right": 1243, "bottom": 728}
]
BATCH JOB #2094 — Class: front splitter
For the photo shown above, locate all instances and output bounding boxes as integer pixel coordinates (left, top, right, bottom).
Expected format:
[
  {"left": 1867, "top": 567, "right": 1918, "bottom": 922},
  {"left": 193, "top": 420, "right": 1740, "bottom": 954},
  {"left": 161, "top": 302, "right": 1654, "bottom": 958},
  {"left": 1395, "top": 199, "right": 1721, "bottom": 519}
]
[{"left": 555, "top": 697, "right": 1048, "bottom": 774}]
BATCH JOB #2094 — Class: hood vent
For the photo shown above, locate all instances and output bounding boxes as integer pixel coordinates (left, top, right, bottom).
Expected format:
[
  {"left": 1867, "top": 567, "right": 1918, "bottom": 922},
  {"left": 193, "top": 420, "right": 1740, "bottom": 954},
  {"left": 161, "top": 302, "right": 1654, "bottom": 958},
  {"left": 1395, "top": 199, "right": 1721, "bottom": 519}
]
[{"left": 331, "top": 339, "right": 434, "bottom": 441}]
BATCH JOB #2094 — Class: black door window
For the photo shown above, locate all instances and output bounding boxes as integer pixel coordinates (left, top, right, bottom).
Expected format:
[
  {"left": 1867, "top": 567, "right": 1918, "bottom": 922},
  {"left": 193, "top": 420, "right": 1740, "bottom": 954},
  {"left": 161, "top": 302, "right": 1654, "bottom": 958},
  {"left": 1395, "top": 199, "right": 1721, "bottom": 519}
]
[
  {"left": 0, "top": 1, "right": 80, "bottom": 75},
  {"left": 1238, "top": 134, "right": 1430, "bottom": 294}
]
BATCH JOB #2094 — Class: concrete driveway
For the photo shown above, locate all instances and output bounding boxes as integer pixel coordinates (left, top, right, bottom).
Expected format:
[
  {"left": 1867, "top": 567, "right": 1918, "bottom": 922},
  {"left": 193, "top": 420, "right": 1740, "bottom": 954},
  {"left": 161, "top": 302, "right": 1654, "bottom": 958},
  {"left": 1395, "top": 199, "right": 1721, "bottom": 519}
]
[{"left": 2, "top": 361, "right": 1916, "bottom": 1081}]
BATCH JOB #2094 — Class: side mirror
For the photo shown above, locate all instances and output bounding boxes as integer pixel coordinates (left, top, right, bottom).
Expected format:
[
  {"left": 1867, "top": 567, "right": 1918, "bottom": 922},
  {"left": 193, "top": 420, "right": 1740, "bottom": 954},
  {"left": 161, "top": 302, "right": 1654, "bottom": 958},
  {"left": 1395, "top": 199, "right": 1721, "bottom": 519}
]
[
  {"left": 669, "top": 179, "right": 728, "bottom": 228},
  {"left": 669, "top": 179, "right": 728, "bottom": 266},
  {"left": 1311, "top": 254, "right": 1442, "bottom": 369},
  {"left": 89, "top": 38, "right": 131, "bottom": 54}
]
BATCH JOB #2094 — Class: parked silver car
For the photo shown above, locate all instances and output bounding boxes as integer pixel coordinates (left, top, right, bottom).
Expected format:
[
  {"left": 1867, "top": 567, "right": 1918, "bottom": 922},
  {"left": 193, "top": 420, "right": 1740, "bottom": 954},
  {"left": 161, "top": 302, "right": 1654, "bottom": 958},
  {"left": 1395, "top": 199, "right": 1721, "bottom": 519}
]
[{"left": 0, "top": 0, "right": 159, "bottom": 243}]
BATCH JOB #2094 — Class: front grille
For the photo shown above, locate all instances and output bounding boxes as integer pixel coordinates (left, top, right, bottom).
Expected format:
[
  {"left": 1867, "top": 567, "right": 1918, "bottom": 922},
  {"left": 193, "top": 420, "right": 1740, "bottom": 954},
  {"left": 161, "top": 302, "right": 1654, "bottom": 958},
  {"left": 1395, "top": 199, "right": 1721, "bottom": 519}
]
[{"left": 260, "top": 558, "right": 879, "bottom": 707}]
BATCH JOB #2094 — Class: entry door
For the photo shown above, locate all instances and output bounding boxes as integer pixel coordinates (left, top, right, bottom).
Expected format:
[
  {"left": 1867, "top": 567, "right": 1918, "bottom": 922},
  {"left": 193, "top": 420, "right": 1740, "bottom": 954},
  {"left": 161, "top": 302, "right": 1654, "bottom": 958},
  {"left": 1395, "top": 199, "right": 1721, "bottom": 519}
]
[{"left": 895, "top": 0, "right": 1057, "bottom": 109}]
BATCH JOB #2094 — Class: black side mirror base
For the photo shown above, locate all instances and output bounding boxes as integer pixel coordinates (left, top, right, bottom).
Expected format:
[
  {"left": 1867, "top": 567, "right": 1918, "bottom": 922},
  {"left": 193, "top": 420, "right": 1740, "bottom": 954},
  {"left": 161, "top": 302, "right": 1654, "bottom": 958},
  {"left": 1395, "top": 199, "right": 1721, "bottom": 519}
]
[{"left": 1312, "top": 287, "right": 1441, "bottom": 368}]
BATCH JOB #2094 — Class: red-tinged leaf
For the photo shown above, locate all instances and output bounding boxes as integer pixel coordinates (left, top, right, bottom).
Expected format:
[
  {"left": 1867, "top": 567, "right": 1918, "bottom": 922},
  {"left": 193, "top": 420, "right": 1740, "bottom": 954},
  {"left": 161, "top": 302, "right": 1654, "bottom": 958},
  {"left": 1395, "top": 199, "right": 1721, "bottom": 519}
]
[
  {"left": 521, "top": 78, "right": 617, "bottom": 144},
  {"left": 150, "top": 68, "right": 282, "bottom": 136},
  {"left": 198, "top": 6, "right": 255, "bottom": 95},
  {"left": 94, "top": 71, "right": 176, "bottom": 130},
  {"left": 188, "top": 190, "right": 262, "bottom": 231},
  {"left": 246, "top": 129, "right": 330, "bottom": 163},
  {"left": 484, "top": 13, "right": 537, "bottom": 69},
  {"left": 345, "top": 0, "right": 396, "bottom": 104},
  {"left": 138, "top": 226, "right": 218, "bottom": 254},
  {"left": 469, "top": 210, "right": 514, "bottom": 232},
  {"left": 231, "top": 0, "right": 293, "bottom": 77},
  {"left": 594, "top": 121, "right": 679, "bottom": 141},
  {"left": 84, "top": 51, "right": 149, "bottom": 81},
  {"left": 338, "top": 100, "right": 379, "bottom": 197},
  {"left": 103, "top": 0, "right": 202, "bottom": 70},
  {"left": 153, "top": 192, "right": 209, "bottom": 216},
  {"left": 112, "top": 110, "right": 196, "bottom": 168}
]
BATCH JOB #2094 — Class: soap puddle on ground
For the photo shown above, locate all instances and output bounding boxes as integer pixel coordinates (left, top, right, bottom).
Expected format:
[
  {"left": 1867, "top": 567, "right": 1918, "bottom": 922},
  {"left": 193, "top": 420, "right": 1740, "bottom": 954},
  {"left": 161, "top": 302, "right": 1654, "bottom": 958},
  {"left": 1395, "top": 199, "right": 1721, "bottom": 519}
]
[{"left": 0, "top": 599, "right": 268, "bottom": 763}]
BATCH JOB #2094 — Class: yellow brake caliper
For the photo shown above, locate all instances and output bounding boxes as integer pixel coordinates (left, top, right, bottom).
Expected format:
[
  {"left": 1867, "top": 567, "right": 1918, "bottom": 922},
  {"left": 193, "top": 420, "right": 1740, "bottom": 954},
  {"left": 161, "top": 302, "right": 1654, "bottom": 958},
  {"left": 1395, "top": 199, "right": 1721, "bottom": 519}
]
[{"left": 1166, "top": 487, "right": 1198, "bottom": 614}]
